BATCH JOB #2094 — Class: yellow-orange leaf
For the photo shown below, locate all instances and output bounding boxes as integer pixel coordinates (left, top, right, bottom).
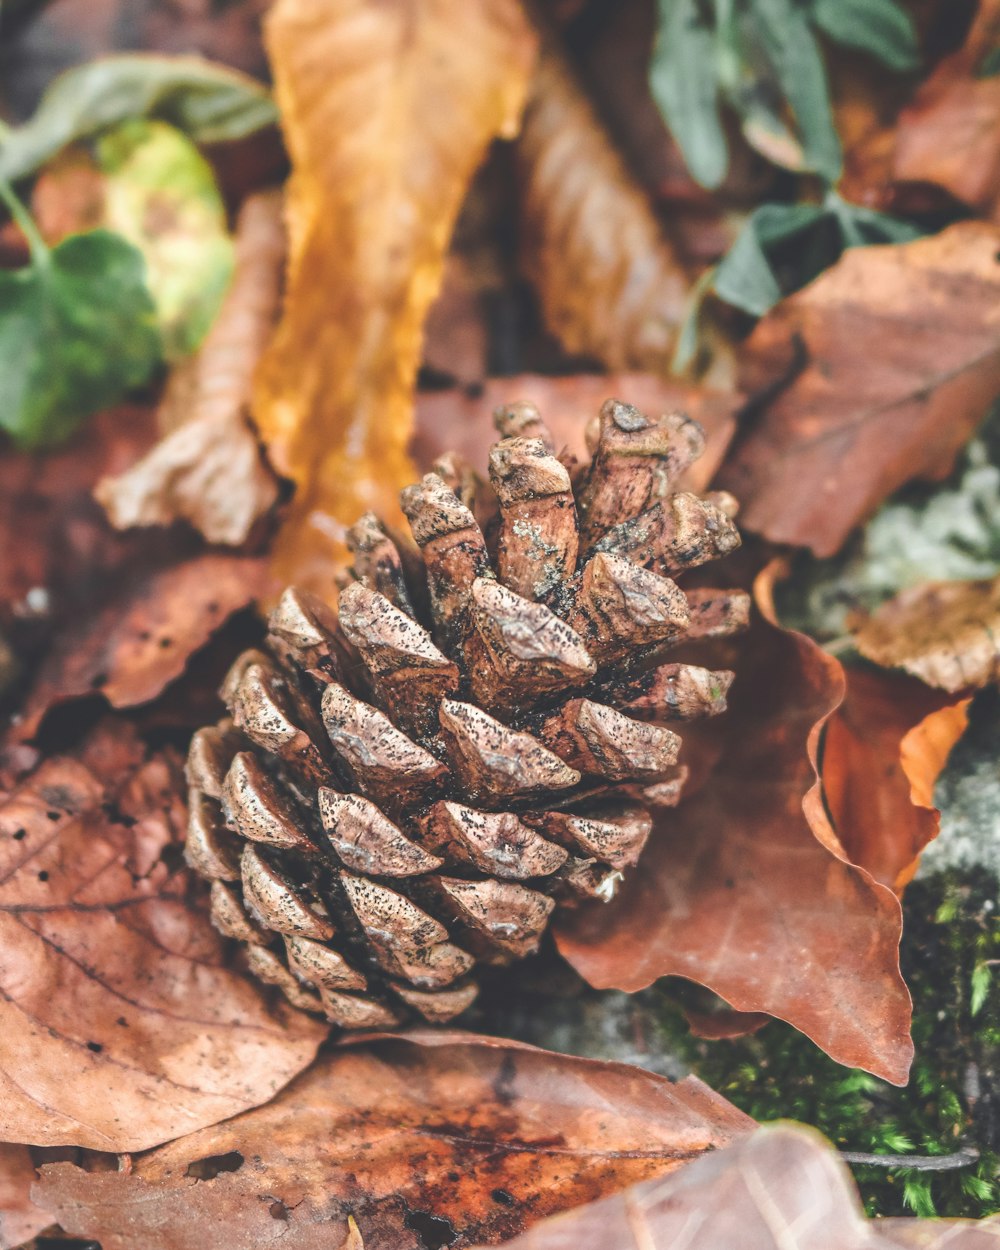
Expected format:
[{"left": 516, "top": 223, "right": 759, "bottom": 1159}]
[{"left": 254, "top": 0, "right": 538, "bottom": 600}]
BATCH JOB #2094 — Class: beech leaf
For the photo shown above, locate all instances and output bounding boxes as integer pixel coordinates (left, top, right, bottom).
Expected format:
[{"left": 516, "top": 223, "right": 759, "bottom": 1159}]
[
  {"left": 0, "top": 54, "right": 278, "bottom": 185},
  {"left": 465, "top": 1124, "right": 999, "bottom": 1250},
  {"left": 0, "top": 725, "right": 326, "bottom": 1153},
  {"left": 16, "top": 553, "right": 268, "bottom": 743},
  {"left": 893, "top": 1, "right": 1000, "bottom": 217},
  {"left": 719, "top": 222, "right": 1000, "bottom": 557},
  {"left": 32, "top": 1033, "right": 753, "bottom": 1248},
  {"left": 822, "top": 666, "right": 968, "bottom": 891},
  {"left": 0, "top": 1142, "right": 52, "bottom": 1249},
  {"left": 517, "top": 45, "right": 691, "bottom": 373},
  {"left": 252, "top": 0, "right": 538, "bottom": 600},
  {"left": 853, "top": 576, "right": 1000, "bottom": 693},
  {"left": 555, "top": 604, "right": 915, "bottom": 1084}
]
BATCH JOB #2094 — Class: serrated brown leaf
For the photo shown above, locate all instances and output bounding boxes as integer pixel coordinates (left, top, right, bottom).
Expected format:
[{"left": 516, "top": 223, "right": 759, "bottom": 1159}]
[
  {"left": 894, "top": 0, "right": 1000, "bottom": 219},
  {"left": 33, "top": 1032, "right": 752, "bottom": 1250},
  {"left": 95, "top": 191, "right": 284, "bottom": 546},
  {"left": 823, "top": 666, "right": 968, "bottom": 891},
  {"left": 465, "top": 1124, "right": 1000, "bottom": 1250},
  {"left": 515, "top": 45, "right": 690, "bottom": 373},
  {"left": 414, "top": 373, "right": 740, "bottom": 495},
  {"left": 719, "top": 223, "right": 1000, "bottom": 557},
  {"left": 252, "top": 0, "right": 538, "bottom": 601},
  {"left": 555, "top": 601, "right": 914, "bottom": 1084},
  {"left": 16, "top": 553, "right": 268, "bottom": 743},
  {"left": 0, "top": 726, "right": 325, "bottom": 1153},
  {"left": 853, "top": 576, "right": 1000, "bottom": 694},
  {"left": 0, "top": 1143, "right": 52, "bottom": 1250}
]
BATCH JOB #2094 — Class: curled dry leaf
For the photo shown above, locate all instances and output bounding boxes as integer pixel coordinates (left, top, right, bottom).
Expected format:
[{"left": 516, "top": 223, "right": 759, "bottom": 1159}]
[
  {"left": 33, "top": 1032, "right": 752, "bottom": 1249},
  {"left": 16, "top": 553, "right": 267, "bottom": 742},
  {"left": 465, "top": 1124, "right": 1000, "bottom": 1250},
  {"left": 893, "top": 0, "right": 1000, "bottom": 219},
  {"left": 0, "top": 723, "right": 325, "bottom": 1152},
  {"left": 719, "top": 223, "right": 1000, "bottom": 557},
  {"left": 556, "top": 605, "right": 915, "bottom": 1084},
  {"left": 414, "top": 372, "right": 740, "bottom": 495},
  {"left": 853, "top": 576, "right": 1000, "bottom": 694},
  {"left": 516, "top": 45, "right": 690, "bottom": 373},
  {"left": 96, "top": 190, "right": 284, "bottom": 545},
  {"left": 822, "top": 666, "right": 968, "bottom": 892},
  {"left": 0, "top": 1142, "right": 52, "bottom": 1249},
  {"left": 253, "top": 0, "right": 538, "bottom": 600}
]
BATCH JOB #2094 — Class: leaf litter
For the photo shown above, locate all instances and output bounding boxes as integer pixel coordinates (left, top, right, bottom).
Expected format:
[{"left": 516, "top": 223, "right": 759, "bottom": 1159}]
[{"left": 1, "top": 0, "right": 1000, "bottom": 1242}]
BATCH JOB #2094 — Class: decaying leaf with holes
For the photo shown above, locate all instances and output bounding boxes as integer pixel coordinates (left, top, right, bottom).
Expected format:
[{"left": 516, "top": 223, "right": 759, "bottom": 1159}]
[
  {"left": 33, "top": 1033, "right": 753, "bottom": 1250},
  {"left": 184, "top": 397, "right": 746, "bottom": 1029},
  {"left": 0, "top": 721, "right": 325, "bottom": 1153}
]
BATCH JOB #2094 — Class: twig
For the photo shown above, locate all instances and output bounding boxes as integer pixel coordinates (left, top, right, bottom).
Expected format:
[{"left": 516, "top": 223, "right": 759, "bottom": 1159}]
[{"left": 840, "top": 1146, "right": 980, "bottom": 1172}]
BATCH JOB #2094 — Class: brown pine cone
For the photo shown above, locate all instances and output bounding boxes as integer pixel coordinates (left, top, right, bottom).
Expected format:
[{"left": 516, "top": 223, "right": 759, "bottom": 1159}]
[{"left": 185, "top": 399, "right": 749, "bottom": 1029}]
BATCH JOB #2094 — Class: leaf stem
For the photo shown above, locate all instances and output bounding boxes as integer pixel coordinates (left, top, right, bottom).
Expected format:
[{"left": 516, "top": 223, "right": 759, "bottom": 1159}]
[{"left": 0, "top": 176, "right": 50, "bottom": 264}]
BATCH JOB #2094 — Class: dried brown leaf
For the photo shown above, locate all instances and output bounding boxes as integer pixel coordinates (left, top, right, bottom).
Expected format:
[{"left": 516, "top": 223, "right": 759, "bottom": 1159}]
[
  {"left": 16, "top": 554, "right": 268, "bottom": 742},
  {"left": 0, "top": 405, "right": 159, "bottom": 629},
  {"left": 0, "top": 725, "right": 325, "bottom": 1152},
  {"left": 0, "top": 1143, "right": 52, "bottom": 1250},
  {"left": 253, "top": 0, "right": 538, "bottom": 600},
  {"left": 853, "top": 576, "right": 1000, "bottom": 693},
  {"left": 414, "top": 373, "right": 740, "bottom": 495},
  {"left": 33, "top": 1032, "right": 752, "bottom": 1249},
  {"left": 894, "top": 0, "right": 1000, "bottom": 219},
  {"left": 516, "top": 45, "right": 690, "bottom": 373},
  {"left": 95, "top": 191, "right": 284, "bottom": 545},
  {"left": 822, "top": 667, "right": 968, "bottom": 891},
  {"left": 719, "top": 223, "right": 1000, "bottom": 557},
  {"left": 465, "top": 1124, "right": 1000, "bottom": 1250},
  {"left": 556, "top": 602, "right": 914, "bottom": 1084}
]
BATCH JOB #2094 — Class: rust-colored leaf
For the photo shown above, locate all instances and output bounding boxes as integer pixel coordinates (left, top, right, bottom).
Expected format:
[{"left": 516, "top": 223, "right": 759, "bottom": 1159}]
[
  {"left": 894, "top": 0, "right": 1000, "bottom": 219},
  {"left": 719, "top": 223, "right": 1000, "bottom": 557},
  {"left": 515, "top": 45, "right": 691, "bottom": 373},
  {"left": 556, "top": 605, "right": 914, "bottom": 1084},
  {"left": 252, "top": 0, "right": 538, "bottom": 601},
  {"left": 822, "top": 666, "right": 968, "bottom": 892},
  {"left": 33, "top": 1033, "right": 752, "bottom": 1249},
  {"left": 853, "top": 576, "right": 1000, "bottom": 694},
  {"left": 95, "top": 191, "right": 284, "bottom": 546},
  {"left": 16, "top": 553, "right": 268, "bottom": 743},
  {"left": 414, "top": 373, "right": 740, "bottom": 495},
  {"left": 466, "top": 1124, "right": 1000, "bottom": 1250},
  {"left": 0, "top": 405, "right": 159, "bottom": 629},
  {"left": 0, "top": 725, "right": 325, "bottom": 1152},
  {"left": 0, "top": 1143, "right": 52, "bottom": 1250}
]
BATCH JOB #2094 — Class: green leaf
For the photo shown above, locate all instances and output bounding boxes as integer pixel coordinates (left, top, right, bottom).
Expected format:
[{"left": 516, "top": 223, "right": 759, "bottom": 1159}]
[
  {"left": 747, "top": 0, "right": 842, "bottom": 182},
  {"left": 812, "top": 0, "right": 920, "bottom": 72},
  {"left": 650, "top": 0, "right": 729, "bottom": 189},
  {"left": 0, "top": 222, "right": 161, "bottom": 448},
  {"left": 828, "top": 195, "right": 922, "bottom": 248},
  {"left": 96, "top": 119, "right": 234, "bottom": 360},
  {"left": 712, "top": 202, "right": 829, "bottom": 316},
  {"left": 0, "top": 54, "right": 277, "bottom": 185}
]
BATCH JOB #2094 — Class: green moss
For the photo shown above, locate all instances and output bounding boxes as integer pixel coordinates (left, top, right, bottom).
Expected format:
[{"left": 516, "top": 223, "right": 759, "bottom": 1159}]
[
  {"left": 662, "top": 868, "right": 999, "bottom": 1216},
  {"left": 479, "top": 867, "right": 999, "bottom": 1218}
]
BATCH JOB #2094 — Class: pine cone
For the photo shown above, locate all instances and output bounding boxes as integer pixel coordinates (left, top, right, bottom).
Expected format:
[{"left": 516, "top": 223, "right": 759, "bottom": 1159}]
[{"left": 185, "top": 399, "right": 748, "bottom": 1029}]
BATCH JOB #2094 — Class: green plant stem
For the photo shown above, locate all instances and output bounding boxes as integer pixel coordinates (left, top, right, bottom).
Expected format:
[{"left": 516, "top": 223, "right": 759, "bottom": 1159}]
[{"left": 0, "top": 176, "right": 49, "bottom": 264}]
